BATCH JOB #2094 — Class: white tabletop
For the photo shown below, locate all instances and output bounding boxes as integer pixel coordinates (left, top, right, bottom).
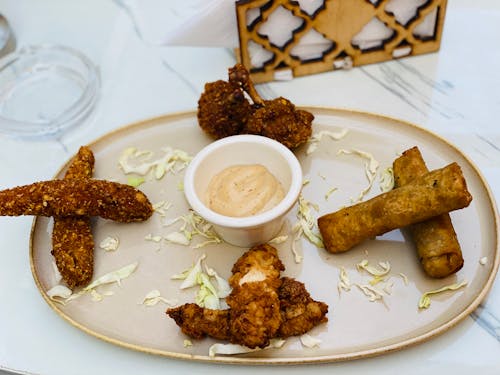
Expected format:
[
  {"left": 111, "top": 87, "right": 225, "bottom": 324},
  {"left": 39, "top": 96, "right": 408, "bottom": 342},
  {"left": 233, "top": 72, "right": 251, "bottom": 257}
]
[{"left": 0, "top": 1, "right": 499, "bottom": 374}]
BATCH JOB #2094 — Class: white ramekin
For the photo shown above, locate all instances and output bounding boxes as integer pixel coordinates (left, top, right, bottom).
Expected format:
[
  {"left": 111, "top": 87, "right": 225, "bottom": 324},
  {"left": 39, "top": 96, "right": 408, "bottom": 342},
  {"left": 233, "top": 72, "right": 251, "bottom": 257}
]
[{"left": 184, "top": 134, "right": 303, "bottom": 247}]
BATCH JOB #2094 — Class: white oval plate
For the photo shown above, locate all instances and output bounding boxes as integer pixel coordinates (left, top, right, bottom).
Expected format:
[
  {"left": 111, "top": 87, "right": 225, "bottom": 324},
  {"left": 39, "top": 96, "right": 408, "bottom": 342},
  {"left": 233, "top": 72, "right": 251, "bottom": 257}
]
[{"left": 30, "top": 108, "right": 499, "bottom": 364}]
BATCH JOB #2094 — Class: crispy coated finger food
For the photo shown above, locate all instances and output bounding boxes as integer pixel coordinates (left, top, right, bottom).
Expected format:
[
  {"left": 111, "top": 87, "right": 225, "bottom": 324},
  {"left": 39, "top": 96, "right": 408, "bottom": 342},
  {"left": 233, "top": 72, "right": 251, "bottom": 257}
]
[
  {"left": 0, "top": 179, "right": 153, "bottom": 222},
  {"left": 393, "top": 147, "right": 464, "bottom": 278},
  {"left": 166, "top": 277, "right": 328, "bottom": 342},
  {"left": 318, "top": 163, "right": 473, "bottom": 253},
  {"left": 277, "top": 277, "right": 328, "bottom": 338},
  {"left": 226, "top": 244, "right": 284, "bottom": 348},
  {"left": 197, "top": 64, "right": 313, "bottom": 149},
  {"left": 52, "top": 146, "right": 95, "bottom": 288},
  {"left": 197, "top": 79, "right": 253, "bottom": 139},
  {"left": 167, "top": 303, "right": 231, "bottom": 341},
  {"left": 166, "top": 244, "right": 329, "bottom": 348}
]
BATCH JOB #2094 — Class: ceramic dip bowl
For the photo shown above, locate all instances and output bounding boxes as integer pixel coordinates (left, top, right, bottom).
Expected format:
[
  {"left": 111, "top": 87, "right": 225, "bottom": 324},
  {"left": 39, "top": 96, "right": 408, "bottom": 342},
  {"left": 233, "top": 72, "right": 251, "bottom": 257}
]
[{"left": 184, "top": 134, "right": 302, "bottom": 247}]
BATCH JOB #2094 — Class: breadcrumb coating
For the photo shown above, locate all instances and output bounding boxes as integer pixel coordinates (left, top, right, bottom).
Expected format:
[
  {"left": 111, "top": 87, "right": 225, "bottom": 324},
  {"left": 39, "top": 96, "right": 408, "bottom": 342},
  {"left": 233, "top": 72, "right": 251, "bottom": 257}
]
[
  {"left": 52, "top": 146, "right": 95, "bottom": 288},
  {"left": 0, "top": 179, "right": 153, "bottom": 222}
]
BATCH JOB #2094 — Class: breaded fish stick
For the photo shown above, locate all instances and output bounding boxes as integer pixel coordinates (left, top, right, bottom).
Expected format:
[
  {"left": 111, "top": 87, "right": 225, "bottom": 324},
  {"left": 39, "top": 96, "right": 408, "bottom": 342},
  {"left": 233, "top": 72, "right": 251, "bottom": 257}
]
[
  {"left": 52, "top": 146, "right": 95, "bottom": 288},
  {"left": 0, "top": 179, "right": 152, "bottom": 222},
  {"left": 318, "top": 163, "right": 472, "bottom": 253},
  {"left": 393, "top": 147, "right": 464, "bottom": 278}
]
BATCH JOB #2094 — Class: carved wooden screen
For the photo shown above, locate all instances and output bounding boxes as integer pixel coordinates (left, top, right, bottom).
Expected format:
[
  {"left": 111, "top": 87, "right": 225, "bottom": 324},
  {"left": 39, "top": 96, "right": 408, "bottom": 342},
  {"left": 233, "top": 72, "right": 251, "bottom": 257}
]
[{"left": 235, "top": 0, "right": 448, "bottom": 83}]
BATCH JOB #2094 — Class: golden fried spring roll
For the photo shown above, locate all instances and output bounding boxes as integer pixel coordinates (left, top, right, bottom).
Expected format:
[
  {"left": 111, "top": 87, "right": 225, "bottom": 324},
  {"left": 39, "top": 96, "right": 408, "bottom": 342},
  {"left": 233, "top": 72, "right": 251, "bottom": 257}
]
[
  {"left": 393, "top": 147, "right": 464, "bottom": 278},
  {"left": 318, "top": 163, "right": 472, "bottom": 253},
  {"left": 52, "top": 146, "right": 95, "bottom": 288}
]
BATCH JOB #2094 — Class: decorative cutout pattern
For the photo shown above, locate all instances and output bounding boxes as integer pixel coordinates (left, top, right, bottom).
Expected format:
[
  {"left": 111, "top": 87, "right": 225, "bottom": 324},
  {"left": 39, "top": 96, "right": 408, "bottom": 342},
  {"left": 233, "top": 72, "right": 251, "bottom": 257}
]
[{"left": 235, "top": 0, "right": 447, "bottom": 83}]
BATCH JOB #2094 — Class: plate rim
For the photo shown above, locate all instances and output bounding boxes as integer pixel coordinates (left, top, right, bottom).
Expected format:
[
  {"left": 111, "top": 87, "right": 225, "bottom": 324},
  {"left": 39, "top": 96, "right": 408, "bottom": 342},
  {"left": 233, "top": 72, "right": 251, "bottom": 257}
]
[{"left": 29, "top": 107, "right": 500, "bottom": 365}]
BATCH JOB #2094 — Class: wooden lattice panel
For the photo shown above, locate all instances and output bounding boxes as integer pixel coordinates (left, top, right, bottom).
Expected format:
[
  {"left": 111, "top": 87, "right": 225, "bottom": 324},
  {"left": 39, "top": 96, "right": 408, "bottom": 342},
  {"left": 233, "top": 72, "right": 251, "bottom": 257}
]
[{"left": 235, "top": 0, "right": 448, "bottom": 83}]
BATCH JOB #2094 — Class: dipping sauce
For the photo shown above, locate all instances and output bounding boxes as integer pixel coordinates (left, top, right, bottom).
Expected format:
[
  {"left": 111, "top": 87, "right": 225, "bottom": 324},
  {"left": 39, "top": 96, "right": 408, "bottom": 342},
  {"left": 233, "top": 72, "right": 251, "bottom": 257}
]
[{"left": 206, "top": 164, "right": 285, "bottom": 217}]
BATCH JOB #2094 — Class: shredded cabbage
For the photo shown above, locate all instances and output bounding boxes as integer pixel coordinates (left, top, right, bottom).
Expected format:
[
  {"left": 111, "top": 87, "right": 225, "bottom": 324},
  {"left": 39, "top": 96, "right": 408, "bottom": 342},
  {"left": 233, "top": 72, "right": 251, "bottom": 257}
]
[
  {"left": 126, "top": 176, "right": 145, "bottom": 187},
  {"left": 208, "top": 339, "right": 286, "bottom": 357},
  {"left": 118, "top": 146, "right": 192, "bottom": 179},
  {"left": 293, "top": 195, "right": 324, "bottom": 249},
  {"left": 268, "top": 235, "right": 288, "bottom": 244},
  {"left": 379, "top": 167, "right": 394, "bottom": 192},
  {"left": 337, "top": 149, "right": 379, "bottom": 202},
  {"left": 173, "top": 254, "right": 231, "bottom": 309},
  {"left": 355, "top": 283, "right": 385, "bottom": 302},
  {"left": 418, "top": 280, "right": 468, "bottom": 309},
  {"left": 306, "top": 128, "right": 349, "bottom": 155},
  {"left": 300, "top": 334, "right": 322, "bottom": 348},
  {"left": 99, "top": 236, "right": 120, "bottom": 252},
  {"left": 356, "top": 259, "right": 391, "bottom": 277},
  {"left": 140, "top": 289, "right": 176, "bottom": 306},
  {"left": 47, "top": 262, "right": 139, "bottom": 304},
  {"left": 164, "top": 211, "right": 222, "bottom": 248},
  {"left": 337, "top": 266, "right": 351, "bottom": 295}
]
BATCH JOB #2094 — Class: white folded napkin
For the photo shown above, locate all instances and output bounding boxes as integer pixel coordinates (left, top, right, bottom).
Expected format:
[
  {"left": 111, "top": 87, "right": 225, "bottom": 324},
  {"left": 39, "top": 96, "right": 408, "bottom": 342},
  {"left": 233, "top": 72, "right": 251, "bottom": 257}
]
[{"left": 122, "top": 0, "right": 437, "bottom": 63}]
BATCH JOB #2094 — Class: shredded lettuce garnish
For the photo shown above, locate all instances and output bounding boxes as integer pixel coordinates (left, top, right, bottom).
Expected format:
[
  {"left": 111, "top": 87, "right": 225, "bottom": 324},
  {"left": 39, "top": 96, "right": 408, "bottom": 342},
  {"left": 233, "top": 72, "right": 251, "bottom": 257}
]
[
  {"left": 356, "top": 259, "right": 391, "bottom": 278},
  {"left": 47, "top": 285, "right": 73, "bottom": 304},
  {"left": 164, "top": 231, "right": 191, "bottom": 246},
  {"left": 268, "top": 235, "right": 288, "bottom": 245},
  {"left": 144, "top": 233, "right": 162, "bottom": 243},
  {"left": 337, "top": 149, "right": 379, "bottom": 202},
  {"left": 355, "top": 283, "right": 385, "bottom": 302},
  {"left": 337, "top": 266, "right": 351, "bottom": 295},
  {"left": 294, "top": 195, "right": 324, "bottom": 248},
  {"left": 306, "top": 128, "right": 349, "bottom": 155},
  {"left": 118, "top": 146, "right": 192, "bottom": 179},
  {"left": 183, "top": 339, "right": 193, "bottom": 348},
  {"left": 47, "top": 262, "right": 139, "bottom": 304},
  {"left": 140, "top": 289, "right": 176, "bottom": 306},
  {"left": 324, "top": 187, "right": 338, "bottom": 201},
  {"left": 172, "top": 254, "right": 231, "bottom": 309},
  {"left": 153, "top": 200, "right": 172, "bottom": 217},
  {"left": 127, "top": 176, "right": 145, "bottom": 187},
  {"left": 379, "top": 167, "right": 394, "bottom": 192},
  {"left": 164, "top": 211, "right": 222, "bottom": 248},
  {"left": 399, "top": 272, "right": 409, "bottom": 285},
  {"left": 418, "top": 280, "right": 468, "bottom": 309},
  {"left": 299, "top": 334, "right": 322, "bottom": 348},
  {"left": 208, "top": 339, "right": 286, "bottom": 357},
  {"left": 99, "top": 236, "right": 120, "bottom": 252}
]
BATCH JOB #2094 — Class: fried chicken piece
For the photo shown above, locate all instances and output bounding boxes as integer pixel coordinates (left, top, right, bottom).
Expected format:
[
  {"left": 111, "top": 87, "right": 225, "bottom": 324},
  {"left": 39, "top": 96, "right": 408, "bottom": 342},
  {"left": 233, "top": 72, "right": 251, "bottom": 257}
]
[
  {"left": 244, "top": 97, "right": 314, "bottom": 149},
  {"left": 197, "top": 64, "right": 313, "bottom": 149},
  {"left": 166, "top": 244, "right": 329, "bottom": 347},
  {"left": 229, "top": 64, "right": 313, "bottom": 149},
  {"left": 167, "top": 303, "right": 230, "bottom": 341},
  {"left": 0, "top": 179, "right": 153, "bottom": 222},
  {"left": 166, "top": 278, "right": 328, "bottom": 342},
  {"left": 226, "top": 244, "right": 284, "bottom": 348},
  {"left": 197, "top": 79, "right": 253, "bottom": 139},
  {"left": 52, "top": 146, "right": 95, "bottom": 288},
  {"left": 277, "top": 277, "right": 328, "bottom": 338}
]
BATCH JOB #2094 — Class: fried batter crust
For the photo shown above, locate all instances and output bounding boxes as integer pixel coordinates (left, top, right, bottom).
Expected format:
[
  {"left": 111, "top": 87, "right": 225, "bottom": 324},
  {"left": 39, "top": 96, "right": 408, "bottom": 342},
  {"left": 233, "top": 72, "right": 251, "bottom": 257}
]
[
  {"left": 277, "top": 277, "right": 328, "bottom": 338},
  {"left": 244, "top": 98, "right": 313, "bottom": 149},
  {"left": 393, "top": 147, "right": 464, "bottom": 278},
  {"left": 167, "top": 303, "right": 230, "bottom": 340},
  {"left": 166, "top": 245, "right": 329, "bottom": 348},
  {"left": 52, "top": 146, "right": 95, "bottom": 288},
  {"left": 197, "top": 80, "right": 252, "bottom": 139},
  {"left": 318, "top": 163, "right": 473, "bottom": 253},
  {"left": 0, "top": 179, "right": 153, "bottom": 222},
  {"left": 227, "top": 244, "right": 284, "bottom": 348},
  {"left": 166, "top": 278, "right": 328, "bottom": 342}
]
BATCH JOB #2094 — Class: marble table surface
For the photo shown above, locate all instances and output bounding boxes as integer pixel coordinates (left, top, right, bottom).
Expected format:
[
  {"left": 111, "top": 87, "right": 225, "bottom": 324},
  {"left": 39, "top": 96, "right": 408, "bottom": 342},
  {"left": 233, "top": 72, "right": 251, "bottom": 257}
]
[{"left": 0, "top": 0, "right": 498, "bottom": 374}]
